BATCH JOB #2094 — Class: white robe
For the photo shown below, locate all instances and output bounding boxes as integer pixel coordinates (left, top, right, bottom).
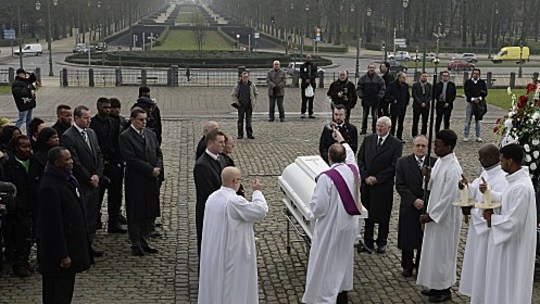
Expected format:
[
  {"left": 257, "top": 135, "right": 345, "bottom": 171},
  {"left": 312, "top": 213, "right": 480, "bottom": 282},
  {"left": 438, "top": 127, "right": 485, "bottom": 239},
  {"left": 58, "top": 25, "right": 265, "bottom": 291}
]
[
  {"left": 483, "top": 167, "right": 537, "bottom": 304},
  {"left": 458, "top": 165, "right": 507, "bottom": 304},
  {"left": 198, "top": 187, "right": 268, "bottom": 304},
  {"left": 416, "top": 153, "right": 463, "bottom": 290},
  {"left": 302, "top": 144, "right": 360, "bottom": 304}
]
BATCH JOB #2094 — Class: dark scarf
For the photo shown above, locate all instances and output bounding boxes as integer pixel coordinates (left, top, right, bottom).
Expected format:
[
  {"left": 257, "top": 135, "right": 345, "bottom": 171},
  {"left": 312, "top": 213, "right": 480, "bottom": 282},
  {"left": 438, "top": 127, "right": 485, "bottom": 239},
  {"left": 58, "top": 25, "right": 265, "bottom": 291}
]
[{"left": 43, "top": 164, "right": 87, "bottom": 215}]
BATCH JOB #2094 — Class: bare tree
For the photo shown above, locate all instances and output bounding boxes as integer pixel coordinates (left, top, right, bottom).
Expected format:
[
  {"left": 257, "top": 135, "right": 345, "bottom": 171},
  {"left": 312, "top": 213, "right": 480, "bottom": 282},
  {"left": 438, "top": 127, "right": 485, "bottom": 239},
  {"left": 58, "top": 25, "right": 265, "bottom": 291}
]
[{"left": 192, "top": 12, "right": 207, "bottom": 51}]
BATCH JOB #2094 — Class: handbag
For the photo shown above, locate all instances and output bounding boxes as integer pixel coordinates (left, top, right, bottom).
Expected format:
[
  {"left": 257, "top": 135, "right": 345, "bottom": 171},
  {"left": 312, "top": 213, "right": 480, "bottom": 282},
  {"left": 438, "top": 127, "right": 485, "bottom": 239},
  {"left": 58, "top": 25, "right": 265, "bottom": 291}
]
[{"left": 305, "top": 85, "right": 314, "bottom": 98}]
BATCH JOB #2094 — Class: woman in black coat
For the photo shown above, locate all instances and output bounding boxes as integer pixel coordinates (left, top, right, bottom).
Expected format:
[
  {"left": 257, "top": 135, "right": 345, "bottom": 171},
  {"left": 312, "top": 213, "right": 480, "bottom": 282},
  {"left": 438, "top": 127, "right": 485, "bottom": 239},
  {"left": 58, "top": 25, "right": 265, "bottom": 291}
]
[{"left": 30, "top": 127, "right": 60, "bottom": 186}]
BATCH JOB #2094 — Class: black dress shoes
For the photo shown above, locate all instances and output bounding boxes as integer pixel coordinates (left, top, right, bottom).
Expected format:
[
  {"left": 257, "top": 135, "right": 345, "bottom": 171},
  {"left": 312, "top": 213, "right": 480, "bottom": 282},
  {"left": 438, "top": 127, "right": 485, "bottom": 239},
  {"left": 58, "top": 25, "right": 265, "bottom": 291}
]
[
  {"left": 376, "top": 245, "right": 387, "bottom": 254},
  {"left": 429, "top": 291, "right": 452, "bottom": 303},
  {"left": 108, "top": 223, "right": 127, "bottom": 234},
  {"left": 402, "top": 268, "right": 413, "bottom": 278},
  {"left": 421, "top": 289, "right": 436, "bottom": 296},
  {"left": 268, "top": 118, "right": 275, "bottom": 122},
  {"left": 131, "top": 246, "right": 144, "bottom": 256},
  {"left": 247, "top": 135, "right": 255, "bottom": 139},
  {"left": 142, "top": 245, "right": 158, "bottom": 254}
]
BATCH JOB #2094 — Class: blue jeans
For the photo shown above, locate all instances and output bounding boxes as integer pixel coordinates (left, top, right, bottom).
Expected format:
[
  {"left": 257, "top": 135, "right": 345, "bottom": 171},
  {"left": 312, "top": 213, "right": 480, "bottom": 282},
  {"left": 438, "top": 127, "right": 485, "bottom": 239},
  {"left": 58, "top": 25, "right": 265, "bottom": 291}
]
[
  {"left": 463, "top": 102, "right": 481, "bottom": 138},
  {"left": 15, "top": 109, "right": 33, "bottom": 135}
]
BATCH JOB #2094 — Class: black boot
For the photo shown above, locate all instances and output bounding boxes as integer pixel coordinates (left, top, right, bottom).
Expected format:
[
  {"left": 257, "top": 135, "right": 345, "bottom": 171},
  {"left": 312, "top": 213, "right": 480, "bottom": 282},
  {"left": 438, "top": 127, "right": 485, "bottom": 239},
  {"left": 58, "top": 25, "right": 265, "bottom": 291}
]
[{"left": 336, "top": 291, "right": 348, "bottom": 304}]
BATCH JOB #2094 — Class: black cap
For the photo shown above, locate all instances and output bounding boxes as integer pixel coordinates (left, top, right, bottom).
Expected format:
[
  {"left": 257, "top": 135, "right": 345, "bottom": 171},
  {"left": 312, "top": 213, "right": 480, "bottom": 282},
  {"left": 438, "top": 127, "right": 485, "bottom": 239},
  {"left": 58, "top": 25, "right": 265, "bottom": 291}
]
[{"left": 16, "top": 68, "right": 26, "bottom": 75}]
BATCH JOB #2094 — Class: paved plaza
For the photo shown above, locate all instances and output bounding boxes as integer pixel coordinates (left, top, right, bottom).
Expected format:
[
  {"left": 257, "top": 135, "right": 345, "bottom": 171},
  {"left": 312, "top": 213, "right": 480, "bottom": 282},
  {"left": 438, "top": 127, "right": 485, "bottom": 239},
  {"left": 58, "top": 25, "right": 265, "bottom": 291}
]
[{"left": 0, "top": 85, "right": 539, "bottom": 303}]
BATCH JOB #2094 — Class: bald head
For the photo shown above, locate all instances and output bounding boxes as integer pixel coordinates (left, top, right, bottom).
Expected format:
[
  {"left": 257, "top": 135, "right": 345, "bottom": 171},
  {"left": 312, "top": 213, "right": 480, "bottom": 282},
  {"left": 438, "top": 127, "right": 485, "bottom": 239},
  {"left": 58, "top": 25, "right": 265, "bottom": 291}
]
[
  {"left": 222, "top": 166, "right": 242, "bottom": 191},
  {"left": 203, "top": 121, "right": 220, "bottom": 135},
  {"left": 328, "top": 143, "right": 346, "bottom": 165},
  {"left": 478, "top": 143, "right": 500, "bottom": 168}
]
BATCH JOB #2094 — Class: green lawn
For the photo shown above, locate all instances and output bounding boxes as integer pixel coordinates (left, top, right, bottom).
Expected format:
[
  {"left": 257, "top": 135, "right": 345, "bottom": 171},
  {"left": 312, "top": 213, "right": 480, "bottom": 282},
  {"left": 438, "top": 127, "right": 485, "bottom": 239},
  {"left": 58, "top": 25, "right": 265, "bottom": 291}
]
[
  {"left": 178, "top": 5, "right": 201, "bottom": 12},
  {"left": 176, "top": 12, "right": 202, "bottom": 23},
  {"left": 0, "top": 86, "right": 11, "bottom": 94},
  {"left": 153, "top": 30, "right": 232, "bottom": 51},
  {"left": 456, "top": 88, "right": 513, "bottom": 110}
]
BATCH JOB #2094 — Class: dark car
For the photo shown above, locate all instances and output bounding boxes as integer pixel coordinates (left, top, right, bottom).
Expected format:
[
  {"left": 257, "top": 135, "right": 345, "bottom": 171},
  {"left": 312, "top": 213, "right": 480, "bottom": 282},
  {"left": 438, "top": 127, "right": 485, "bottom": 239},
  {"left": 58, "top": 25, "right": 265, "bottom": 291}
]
[
  {"left": 447, "top": 60, "right": 475, "bottom": 71},
  {"left": 95, "top": 42, "right": 108, "bottom": 52},
  {"left": 387, "top": 60, "right": 408, "bottom": 74}
]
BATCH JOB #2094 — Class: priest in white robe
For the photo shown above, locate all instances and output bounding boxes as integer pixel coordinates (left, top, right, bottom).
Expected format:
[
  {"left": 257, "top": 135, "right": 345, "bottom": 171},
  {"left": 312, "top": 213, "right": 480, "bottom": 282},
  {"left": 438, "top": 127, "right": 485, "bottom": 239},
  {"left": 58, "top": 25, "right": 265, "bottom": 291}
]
[
  {"left": 302, "top": 129, "right": 360, "bottom": 304},
  {"left": 198, "top": 167, "right": 268, "bottom": 304},
  {"left": 458, "top": 144, "right": 507, "bottom": 304},
  {"left": 482, "top": 144, "right": 537, "bottom": 304},
  {"left": 417, "top": 129, "right": 462, "bottom": 303}
]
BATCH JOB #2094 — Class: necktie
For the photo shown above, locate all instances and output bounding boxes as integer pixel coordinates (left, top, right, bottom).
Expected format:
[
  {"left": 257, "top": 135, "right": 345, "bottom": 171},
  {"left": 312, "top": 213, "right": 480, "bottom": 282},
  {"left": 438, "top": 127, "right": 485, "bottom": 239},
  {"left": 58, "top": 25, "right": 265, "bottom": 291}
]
[
  {"left": 417, "top": 158, "right": 423, "bottom": 169},
  {"left": 81, "top": 129, "right": 91, "bottom": 149},
  {"left": 377, "top": 137, "right": 383, "bottom": 147}
]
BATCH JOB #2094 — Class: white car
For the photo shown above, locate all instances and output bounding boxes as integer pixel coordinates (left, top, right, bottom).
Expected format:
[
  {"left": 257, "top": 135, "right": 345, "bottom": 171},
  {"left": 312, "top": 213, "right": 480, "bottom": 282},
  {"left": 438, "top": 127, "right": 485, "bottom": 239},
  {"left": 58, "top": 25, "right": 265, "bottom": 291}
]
[
  {"left": 14, "top": 44, "right": 43, "bottom": 56},
  {"left": 412, "top": 52, "right": 440, "bottom": 63},
  {"left": 388, "top": 51, "right": 411, "bottom": 61},
  {"left": 286, "top": 62, "right": 325, "bottom": 77}
]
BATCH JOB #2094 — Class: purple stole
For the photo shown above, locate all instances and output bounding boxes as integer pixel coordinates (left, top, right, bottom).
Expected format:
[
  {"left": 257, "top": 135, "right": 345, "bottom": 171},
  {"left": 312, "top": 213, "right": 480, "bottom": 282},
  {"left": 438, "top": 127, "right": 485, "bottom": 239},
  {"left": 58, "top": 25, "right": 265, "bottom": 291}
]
[{"left": 322, "top": 164, "right": 361, "bottom": 215}]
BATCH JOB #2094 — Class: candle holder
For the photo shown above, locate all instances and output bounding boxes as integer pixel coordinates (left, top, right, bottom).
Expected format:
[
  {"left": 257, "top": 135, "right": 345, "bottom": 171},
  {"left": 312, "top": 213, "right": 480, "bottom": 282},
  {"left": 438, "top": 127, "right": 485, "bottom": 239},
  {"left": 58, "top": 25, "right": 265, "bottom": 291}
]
[
  {"left": 474, "top": 202, "right": 502, "bottom": 227},
  {"left": 453, "top": 199, "right": 477, "bottom": 224}
]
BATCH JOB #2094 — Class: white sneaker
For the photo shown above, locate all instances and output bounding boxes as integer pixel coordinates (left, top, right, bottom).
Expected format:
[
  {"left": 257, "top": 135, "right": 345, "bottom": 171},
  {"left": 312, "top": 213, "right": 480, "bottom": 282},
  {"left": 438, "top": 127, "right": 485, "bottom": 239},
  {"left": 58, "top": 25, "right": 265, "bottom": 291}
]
[
  {"left": 463, "top": 137, "right": 470, "bottom": 142},
  {"left": 476, "top": 137, "right": 483, "bottom": 142}
]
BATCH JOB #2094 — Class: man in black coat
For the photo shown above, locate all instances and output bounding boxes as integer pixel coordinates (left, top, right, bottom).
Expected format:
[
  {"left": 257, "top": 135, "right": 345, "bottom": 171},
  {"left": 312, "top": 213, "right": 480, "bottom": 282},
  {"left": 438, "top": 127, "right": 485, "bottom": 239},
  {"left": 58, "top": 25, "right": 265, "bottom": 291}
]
[
  {"left": 299, "top": 53, "right": 318, "bottom": 119},
  {"left": 463, "top": 68, "right": 488, "bottom": 142},
  {"left": 395, "top": 135, "right": 437, "bottom": 277},
  {"left": 193, "top": 129, "right": 226, "bottom": 256},
  {"left": 357, "top": 64, "right": 386, "bottom": 135},
  {"left": 132, "top": 86, "right": 163, "bottom": 146},
  {"left": 411, "top": 72, "right": 432, "bottom": 137},
  {"left": 326, "top": 70, "right": 358, "bottom": 122},
  {"left": 51, "top": 104, "right": 72, "bottom": 139},
  {"left": 89, "top": 97, "right": 126, "bottom": 234},
  {"left": 358, "top": 116, "right": 403, "bottom": 254},
  {"left": 319, "top": 104, "right": 358, "bottom": 164},
  {"left": 38, "top": 146, "right": 92, "bottom": 304},
  {"left": 195, "top": 121, "right": 220, "bottom": 160},
  {"left": 11, "top": 68, "right": 37, "bottom": 134},
  {"left": 387, "top": 72, "right": 410, "bottom": 142},
  {"left": 379, "top": 62, "right": 395, "bottom": 117},
  {"left": 61, "top": 105, "right": 104, "bottom": 255},
  {"left": 119, "top": 108, "right": 163, "bottom": 256},
  {"left": 434, "top": 71, "right": 457, "bottom": 133}
]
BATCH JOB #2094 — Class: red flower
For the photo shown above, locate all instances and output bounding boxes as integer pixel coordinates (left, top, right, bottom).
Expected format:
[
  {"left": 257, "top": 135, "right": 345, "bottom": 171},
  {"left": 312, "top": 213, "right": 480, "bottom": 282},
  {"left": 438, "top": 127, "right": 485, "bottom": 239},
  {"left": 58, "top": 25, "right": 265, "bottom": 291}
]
[
  {"left": 519, "top": 95, "right": 529, "bottom": 103},
  {"left": 536, "top": 99, "right": 540, "bottom": 107},
  {"left": 517, "top": 100, "right": 527, "bottom": 108},
  {"left": 527, "top": 83, "right": 537, "bottom": 93},
  {"left": 493, "top": 126, "right": 499, "bottom": 133}
]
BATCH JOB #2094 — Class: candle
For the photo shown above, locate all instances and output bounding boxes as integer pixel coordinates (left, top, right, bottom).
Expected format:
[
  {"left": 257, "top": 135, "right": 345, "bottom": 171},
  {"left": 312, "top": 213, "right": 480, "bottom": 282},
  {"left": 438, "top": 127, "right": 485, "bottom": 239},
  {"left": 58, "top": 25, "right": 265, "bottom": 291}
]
[
  {"left": 483, "top": 187, "right": 491, "bottom": 205},
  {"left": 461, "top": 186, "right": 468, "bottom": 204}
]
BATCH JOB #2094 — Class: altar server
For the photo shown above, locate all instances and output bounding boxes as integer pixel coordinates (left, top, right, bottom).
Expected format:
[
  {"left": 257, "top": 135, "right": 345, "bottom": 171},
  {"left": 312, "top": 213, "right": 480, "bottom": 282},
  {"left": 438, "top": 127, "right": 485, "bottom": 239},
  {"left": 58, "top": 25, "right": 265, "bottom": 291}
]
[
  {"left": 198, "top": 167, "right": 268, "bottom": 304},
  {"left": 458, "top": 144, "right": 507, "bottom": 304},
  {"left": 482, "top": 143, "right": 536, "bottom": 304},
  {"left": 302, "top": 129, "right": 360, "bottom": 304}
]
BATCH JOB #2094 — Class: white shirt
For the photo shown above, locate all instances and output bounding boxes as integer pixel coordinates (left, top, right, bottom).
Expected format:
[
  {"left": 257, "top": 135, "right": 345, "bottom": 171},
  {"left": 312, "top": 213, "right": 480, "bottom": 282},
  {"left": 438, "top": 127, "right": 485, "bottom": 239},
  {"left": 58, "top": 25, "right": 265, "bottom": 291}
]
[{"left": 204, "top": 149, "right": 220, "bottom": 161}]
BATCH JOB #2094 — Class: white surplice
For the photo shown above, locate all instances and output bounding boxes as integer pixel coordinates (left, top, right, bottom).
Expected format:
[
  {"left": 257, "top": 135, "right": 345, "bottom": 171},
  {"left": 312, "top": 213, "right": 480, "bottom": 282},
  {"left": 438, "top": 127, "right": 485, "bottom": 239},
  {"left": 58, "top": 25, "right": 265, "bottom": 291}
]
[
  {"left": 416, "top": 153, "right": 463, "bottom": 290},
  {"left": 302, "top": 143, "right": 360, "bottom": 304},
  {"left": 459, "top": 165, "right": 507, "bottom": 304},
  {"left": 483, "top": 167, "right": 537, "bottom": 304},
  {"left": 198, "top": 187, "right": 268, "bottom": 304}
]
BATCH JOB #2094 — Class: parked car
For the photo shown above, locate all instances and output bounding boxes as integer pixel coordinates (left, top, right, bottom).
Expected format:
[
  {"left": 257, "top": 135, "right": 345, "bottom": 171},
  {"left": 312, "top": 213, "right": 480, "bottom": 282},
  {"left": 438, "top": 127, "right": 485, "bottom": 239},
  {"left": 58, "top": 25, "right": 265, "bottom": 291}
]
[
  {"left": 95, "top": 42, "right": 108, "bottom": 51},
  {"left": 286, "top": 62, "right": 325, "bottom": 77},
  {"left": 492, "top": 46, "right": 530, "bottom": 63},
  {"left": 447, "top": 60, "right": 475, "bottom": 71},
  {"left": 14, "top": 43, "right": 43, "bottom": 56},
  {"left": 451, "top": 52, "right": 478, "bottom": 63},
  {"left": 386, "top": 59, "right": 408, "bottom": 74},
  {"left": 388, "top": 51, "right": 411, "bottom": 62},
  {"left": 412, "top": 52, "right": 440, "bottom": 63},
  {"left": 72, "top": 43, "right": 94, "bottom": 53}
]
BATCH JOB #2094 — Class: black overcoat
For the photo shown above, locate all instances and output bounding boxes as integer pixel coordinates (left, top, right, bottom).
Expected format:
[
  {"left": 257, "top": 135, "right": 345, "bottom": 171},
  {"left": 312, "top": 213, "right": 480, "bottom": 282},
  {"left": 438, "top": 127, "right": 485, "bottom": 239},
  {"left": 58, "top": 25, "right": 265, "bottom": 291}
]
[
  {"left": 119, "top": 127, "right": 163, "bottom": 221},
  {"left": 395, "top": 154, "right": 437, "bottom": 250},
  {"left": 358, "top": 134, "right": 403, "bottom": 223}
]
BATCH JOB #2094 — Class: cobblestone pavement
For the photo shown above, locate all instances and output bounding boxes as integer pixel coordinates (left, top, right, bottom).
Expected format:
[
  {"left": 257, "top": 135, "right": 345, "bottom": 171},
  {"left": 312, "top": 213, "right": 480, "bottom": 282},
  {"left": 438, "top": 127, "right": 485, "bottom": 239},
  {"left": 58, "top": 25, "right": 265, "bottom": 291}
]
[{"left": 0, "top": 86, "right": 539, "bottom": 303}]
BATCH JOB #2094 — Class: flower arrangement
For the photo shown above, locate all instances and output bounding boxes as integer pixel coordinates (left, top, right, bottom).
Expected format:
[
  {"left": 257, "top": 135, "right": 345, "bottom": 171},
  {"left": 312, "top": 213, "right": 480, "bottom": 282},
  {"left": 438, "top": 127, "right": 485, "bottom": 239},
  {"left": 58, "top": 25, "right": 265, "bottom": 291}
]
[{"left": 494, "top": 80, "right": 540, "bottom": 177}]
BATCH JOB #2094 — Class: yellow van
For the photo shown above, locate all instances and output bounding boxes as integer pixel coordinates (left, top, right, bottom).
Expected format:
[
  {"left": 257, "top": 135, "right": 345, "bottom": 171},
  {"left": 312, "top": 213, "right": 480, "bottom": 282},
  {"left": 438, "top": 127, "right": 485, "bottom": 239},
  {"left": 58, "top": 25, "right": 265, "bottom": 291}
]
[{"left": 492, "top": 46, "right": 530, "bottom": 63}]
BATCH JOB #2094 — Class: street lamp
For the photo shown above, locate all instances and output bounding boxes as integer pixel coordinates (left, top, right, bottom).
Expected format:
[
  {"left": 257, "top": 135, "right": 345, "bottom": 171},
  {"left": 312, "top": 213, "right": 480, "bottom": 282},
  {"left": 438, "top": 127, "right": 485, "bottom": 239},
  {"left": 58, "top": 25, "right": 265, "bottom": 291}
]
[
  {"left": 518, "top": 42, "right": 524, "bottom": 78},
  {"left": 236, "top": 34, "right": 240, "bottom": 49},
  {"left": 432, "top": 23, "right": 446, "bottom": 79},
  {"left": 97, "top": 1, "right": 105, "bottom": 65},
  {"left": 488, "top": 2, "right": 498, "bottom": 59},
  {"left": 36, "top": 0, "right": 58, "bottom": 76},
  {"left": 301, "top": 4, "right": 309, "bottom": 56},
  {"left": 366, "top": 8, "right": 372, "bottom": 43}
]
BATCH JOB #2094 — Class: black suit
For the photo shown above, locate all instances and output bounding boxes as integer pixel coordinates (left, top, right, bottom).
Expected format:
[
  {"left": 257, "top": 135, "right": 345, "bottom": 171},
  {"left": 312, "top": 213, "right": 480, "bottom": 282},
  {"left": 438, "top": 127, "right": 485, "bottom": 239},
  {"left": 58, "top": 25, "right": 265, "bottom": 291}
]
[
  {"left": 38, "top": 169, "right": 92, "bottom": 304},
  {"left": 62, "top": 126, "right": 103, "bottom": 244},
  {"left": 318, "top": 123, "right": 358, "bottom": 164},
  {"left": 433, "top": 81, "right": 457, "bottom": 132},
  {"left": 358, "top": 134, "right": 403, "bottom": 248},
  {"left": 395, "top": 154, "right": 437, "bottom": 271},
  {"left": 119, "top": 127, "right": 163, "bottom": 249},
  {"left": 195, "top": 136, "right": 206, "bottom": 160},
  {"left": 193, "top": 152, "right": 225, "bottom": 255},
  {"left": 411, "top": 81, "right": 432, "bottom": 137}
]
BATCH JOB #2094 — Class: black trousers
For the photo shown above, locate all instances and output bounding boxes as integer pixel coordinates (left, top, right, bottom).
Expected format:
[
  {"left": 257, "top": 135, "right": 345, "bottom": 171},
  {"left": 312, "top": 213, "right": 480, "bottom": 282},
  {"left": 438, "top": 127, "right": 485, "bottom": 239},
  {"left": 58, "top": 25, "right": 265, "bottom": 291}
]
[
  {"left": 363, "top": 219, "right": 389, "bottom": 248},
  {"left": 269, "top": 96, "right": 285, "bottom": 120},
  {"left": 237, "top": 105, "right": 253, "bottom": 137},
  {"left": 390, "top": 114, "right": 406, "bottom": 140},
  {"left": 300, "top": 86, "right": 314, "bottom": 115},
  {"left": 83, "top": 187, "right": 100, "bottom": 244},
  {"left": 99, "top": 162, "right": 124, "bottom": 225},
  {"left": 401, "top": 249, "right": 422, "bottom": 271},
  {"left": 2, "top": 214, "right": 32, "bottom": 267},
  {"left": 435, "top": 105, "right": 452, "bottom": 132},
  {"left": 378, "top": 101, "right": 390, "bottom": 117},
  {"left": 412, "top": 107, "right": 429, "bottom": 137},
  {"left": 42, "top": 273, "right": 76, "bottom": 304},
  {"left": 127, "top": 216, "right": 152, "bottom": 249},
  {"left": 361, "top": 105, "right": 379, "bottom": 133}
]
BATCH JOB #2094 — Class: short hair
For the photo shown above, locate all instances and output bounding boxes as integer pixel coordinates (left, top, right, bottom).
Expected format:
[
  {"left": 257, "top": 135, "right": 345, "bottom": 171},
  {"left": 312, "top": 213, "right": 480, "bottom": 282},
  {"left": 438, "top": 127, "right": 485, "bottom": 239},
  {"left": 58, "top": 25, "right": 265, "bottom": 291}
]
[
  {"left": 0, "top": 125, "right": 21, "bottom": 145},
  {"left": 440, "top": 70, "right": 450, "bottom": 76},
  {"left": 273, "top": 60, "right": 280, "bottom": 65},
  {"left": 11, "top": 135, "right": 30, "bottom": 149},
  {"left": 47, "top": 146, "right": 68, "bottom": 164},
  {"left": 500, "top": 144, "right": 524, "bottom": 164},
  {"left": 396, "top": 72, "right": 407, "bottom": 79},
  {"left": 206, "top": 129, "right": 225, "bottom": 145},
  {"left": 333, "top": 104, "right": 347, "bottom": 114},
  {"left": 138, "top": 86, "right": 150, "bottom": 96},
  {"left": 56, "top": 104, "right": 71, "bottom": 115},
  {"left": 377, "top": 116, "right": 392, "bottom": 127},
  {"left": 28, "top": 117, "right": 45, "bottom": 136},
  {"left": 35, "top": 127, "right": 58, "bottom": 151},
  {"left": 110, "top": 98, "right": 121, "bottom": 108},
  {"left": 472, "top": 68, "right": 481, "bottom": 74},
  {"left": 96, "top": 97, "right": 111, "bottom": 107},
  {"left": 241, "top": 71, "right": 249, "bottom": 77},
  {"left": 436, "top": 129, "right": 458, "bottom": 150},
  {"left": 130, "top": 107, "right": 147, "bottom": 118},
  {"left": 381, "top": 61, "right": 390, "bottom": 68},
  {"left": 73, "top": 105, "right": 90, "bottom": 118},
  {"left": 328, "top": 143, "right": 346, "bottom": 163}
]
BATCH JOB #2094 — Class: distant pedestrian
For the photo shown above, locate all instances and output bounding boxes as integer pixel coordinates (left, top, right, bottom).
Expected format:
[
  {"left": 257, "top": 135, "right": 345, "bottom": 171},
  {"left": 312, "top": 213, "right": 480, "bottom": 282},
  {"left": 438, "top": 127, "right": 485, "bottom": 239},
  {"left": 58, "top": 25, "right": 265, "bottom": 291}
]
[
  {"left": 267, "top": 60, "right": 287, "bottom": 122},
  {"left": 387, "top": 72, "right": 410, "bottom": 142},
  {"left": 379, "top": 62, "right": 394, "bottom": 117},
  {"left": 231, "top": 71, "right": 258, "bottom": 139},
  {"left": 463, "top": 68, "right": 487, "bottom": 142},
  {"left": 434, "top": 71, "right": 456, "bottom": 132},
  {"left": 327, "top": 70, "right": 357, "bottom": 122},
  {"left": 186, "top": 67, "right": 191, "bottom": 82},
  {"left": 300, "top": 54, "right": 318, "bottom": 119},
  {"left": 411, "top": 72, "right": 432, "bottom": 137},
  {"left": 12, "top": 68, "right": 37, "bottom": 135},
  {"left": 357, "top": 64, "right": 385, "bottom": 135}
]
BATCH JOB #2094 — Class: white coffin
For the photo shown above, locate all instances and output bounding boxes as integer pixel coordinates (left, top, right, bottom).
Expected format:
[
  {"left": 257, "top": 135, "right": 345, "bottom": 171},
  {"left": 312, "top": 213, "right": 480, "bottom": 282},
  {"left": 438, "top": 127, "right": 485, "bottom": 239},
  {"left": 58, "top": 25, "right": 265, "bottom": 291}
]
[{"left": 278, "top": 155, "right": 368, "bottom": 242}]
